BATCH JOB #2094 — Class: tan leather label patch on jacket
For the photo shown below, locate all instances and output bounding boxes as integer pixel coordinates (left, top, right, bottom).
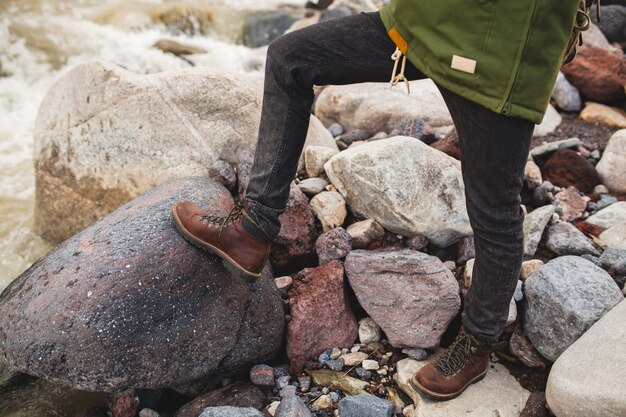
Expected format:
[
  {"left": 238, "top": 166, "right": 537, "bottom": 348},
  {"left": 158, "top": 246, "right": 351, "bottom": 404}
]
[
  {"left": 388, "top": 28, "right": 408, "bottom": 54},
  {"left": 451, "top": 55, "right": 477, "bottom": 74}
]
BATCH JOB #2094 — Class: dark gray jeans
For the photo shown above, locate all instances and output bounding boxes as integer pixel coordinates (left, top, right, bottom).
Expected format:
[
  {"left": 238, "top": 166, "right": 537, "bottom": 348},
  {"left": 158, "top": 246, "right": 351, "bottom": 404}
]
[{"left": 243, "top": 11, "right": 533, "bottom": 345}]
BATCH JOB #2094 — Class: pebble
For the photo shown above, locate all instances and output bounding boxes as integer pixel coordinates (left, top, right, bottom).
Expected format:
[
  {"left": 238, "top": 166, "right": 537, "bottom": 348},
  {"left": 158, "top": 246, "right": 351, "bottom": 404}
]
[
  {"left": 361, "top": 360, "right": 380, "bottom": 370},
  {"left": 318, "top": 348, "right": 332, "bottom": 364},
  {"left": 276, "top": 375, "right": 291, "bottom": 389},
  {"left": 328, "top": 123, "right": 344, "bottom": 137},
  {"left": 297, "top": 177, "right": 328, "bottom": 196},
  {"left": 337, "top": 129, "right": 370, "bottom": 146},
  {"left": 444, "top": 260, "right": 456, "bottom": 271},
  {"left": 330, "top": 347, "right": 342, "bottom": 360},
  {"left": 310, "top": 191, "right": 347, "bottom": 232},
  {"left": 313, "top": 394, "right": 334, "bottom": 410},
  {"left": 275, "top": 396, "right": 312, "bottom": 417},
  {"left": 406, "top": 235, "right": 429, "bottom": 251},
  {"left": 594, "top": 184, "right": 609, "bottom": 195},
  {"left": 250, "top": 365, "right": 275, "bottom": 388},
  {"left": 377, "top": 368, "right": 388, "bottom": 376},
  {"left": 599, "top": 246, "right": 626, "bottom": 274},
  {"left": 298, "top": 376, "right": 311, "bottom": 392},
  {"left": 350, "top": 345, "right": 361, "bottom": 353},
  {"left": 463, "top": 258, "right": 475, "bottom": 287},
  {"left": 520, "top": 259, "right": 544, "bottom": 281},
  {"left": 340, "top": 352, "right": 369, "bottom": 366},
  {"left": 274, "top": 276, "right": 293, "bottom": 291},
  {"left": 139, "top": 409, "right": 160, "bottom": 417},
  {"left": 267, "top": 401, "right": 280, "bottom": 417},
  {"left": 330, "top": 392, "right": 340, "bottom": 403},
  {"left": 304, "top": 145, "right": 339, "bottom": 178},
  {"left": 338, "top": 393, "right": 394, "bottom": 417},
  {"left": 279, "top": 385, "right": 297, "bottom": 398},
  {"left": 597, "top": 194, "right": 618, "bottom": 210},
  {"left": 355, "top": 367, "right": 372, "bottom": 379},
  {"left": 325, "top": 358, "right": 345, "bottom": 371},
  {"left": 402, "top": 348, "right": 428, "bottom": 361},
  {"left": 456, "top": 235, "right": 476, "bottom": 265},
  {"left": 315, "top": 227, "right": 353, "bottom": 264},
  {"left": 514, "top": 280, "right": 524, "bottom": 302},
  {"left": 346, "top": 219, "right": 385, "bottom": 249},
  {"left": 358, "top": 317, "right": 382, "bottom": 344}
]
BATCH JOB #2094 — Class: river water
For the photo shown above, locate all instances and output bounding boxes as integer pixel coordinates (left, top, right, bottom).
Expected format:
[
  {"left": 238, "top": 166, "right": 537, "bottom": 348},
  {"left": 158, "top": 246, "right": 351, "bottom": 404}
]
[
  {"left": 0, "top": 0, "right": 307, "bottom": 292},
  {"left": 0, "top": 0, "right": 299, "bottom": 415}
]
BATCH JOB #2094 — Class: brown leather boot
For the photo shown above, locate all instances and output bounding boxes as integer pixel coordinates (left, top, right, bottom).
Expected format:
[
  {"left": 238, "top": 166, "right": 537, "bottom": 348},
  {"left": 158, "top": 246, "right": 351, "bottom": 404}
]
[
  {"left": 410, "top": 327, "right": 492, "bottom": 400},
  {"left": 171, "top": 200, "right": 271, "bottom": 280}
]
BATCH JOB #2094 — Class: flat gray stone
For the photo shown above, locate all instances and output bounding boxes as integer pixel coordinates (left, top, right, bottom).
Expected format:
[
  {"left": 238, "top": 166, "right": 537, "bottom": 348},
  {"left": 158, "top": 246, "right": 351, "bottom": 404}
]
[
  {"left": 545, "top": 222, "right": 600, "bottom": 256},
  {"left": 524, "top": 205, "right": 556, "bottom": 257},
  {"left": 547, "top": 299, "right": 626, "bottom": 417},
  {"left": 524, "top": 256, "right": 624, "bottom": 362},
  {"left": 530, "top": 138, "right": 581, "bottom": 158},
  {"left": 586, "top": 201, "right": 626, "bottom": 229},
  {"left": 199, "top": 406, "right": 263, "bottom": 417},
  {"left": 338, "top": 394, "right": 394, "bottom": 417},
  {"left": 275, "top": 395, "right": 312, "bottom": 417}
]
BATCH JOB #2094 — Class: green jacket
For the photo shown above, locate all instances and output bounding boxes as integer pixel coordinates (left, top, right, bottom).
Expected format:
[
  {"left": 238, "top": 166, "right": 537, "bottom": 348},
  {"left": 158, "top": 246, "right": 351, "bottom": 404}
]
[{"left": 379, "top": 0, "right": 579, "bottom": 123}]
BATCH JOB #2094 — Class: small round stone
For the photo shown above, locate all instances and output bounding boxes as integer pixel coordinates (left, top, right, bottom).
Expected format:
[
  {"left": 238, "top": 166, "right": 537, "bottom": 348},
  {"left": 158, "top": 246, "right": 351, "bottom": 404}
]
[
  {"left": 274, "top": 276, "right": 293, "bottom": 291},
  {"left": 361, "top": 359, "right": 380, "bottom": 370},
  {"left": 250, "top": 364, "right": 275, "bottom": 388},
  {"left": 355, "top": 367, "right": 372, "bottom": 379}
]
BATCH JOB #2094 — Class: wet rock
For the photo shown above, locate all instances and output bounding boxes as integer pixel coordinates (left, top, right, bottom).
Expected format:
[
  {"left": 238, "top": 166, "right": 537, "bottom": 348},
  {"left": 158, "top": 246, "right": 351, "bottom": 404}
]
[
  {"left": 389, "top": 118, "right": 439, "bottom": 144},
  {"left": 275, "top": 395, "right": 312, "bottom": 417},
  {"left": 541, "top": 148, "right": 599, "bottom": 193},
  {"left": 345, "top": 249, "right": 461, "bottom": 349},
  {"left": 153, "top": 39, "right": 206, "bottom": 56},
  {"left": 287, "top": 261, "right": 358, "bottom": 373},
  {"left": 297, "top": 178, "right": 328, "bottom": 196},
  {"left": 338, "top": 393, "right": 394, "bottom": 417},
  {"left": 0, "top": 177, "right": 284, "bottom": 391},
  {"left": 509, "top": 324, "right": 546, "bottom": 369},
  {"left": 315, "top": 227, "right": 352, "bottom": 264},
  {"left": 561, "top": 44, "right": 626, "bottom": 102},
  {"left": 175, "top": 382, "right": 266, "bottom": 417},
  {"left": 325, "top": 137, "right": 471, "bottom": 247},
  {"left": 551, "top": 72, "right": 582, "bottom": 112},
  {"left": 243, "top": 11, "right": 300, "bottom": 48},
  {"left": 523, "top": 205, "right": 555, "bottom": 257},
  {"left": 600, "top": 245, "right": 626, "bottom": 274},
  {"left": 270, "top": 183, "right": 318, "bottom": 275},
  {"left": 430, "top": 128, "right": 460, "bottom": 160},
  {"left": 533, "top": 104, "right": 562, "bottom": 137},
  {"left": 304, "top": 146, "right": 339, "bottom": 178},
  {"left": 524, "top": 256, "right": 624, "bottom": 361},
  {"left": 314, "top": 80, "right": 453, "bottom": 134},
  {"left": 310, "top": 191, "right": 347, "bottom": 232},
  {"left": 552, "top": 186, "right": 586, "bottom": 222},
  {"left": 346, "top": 219, "right": 385, "bottom": 249},
  {"left": 530, "top": 138, "right": 581, "bottom": 159},
  {"left": 586, "top": 201, "right": 626, "bottom": 229},
  {"left": 358, "top": 317, "right": 382, "bottom": 344},
  {"left": 600, "top": 221, "right": 626, "bottom": 247},
  {"left": 580, "top": 102, "right": 626, "bottom": 129},
  {"left": 596, "top": 129, "right": 626, "bottom": 194},
  {"left": 395, "top": 358, "right": 530, "bottom": 416},
  {"left": 198, "top": 407, "right": 263, "bottom": 417},
  {"left": 545, "top": 222, "right": 600, "bottom": 256},
  {"left": 306, "top": 369, "right": 368, "bottom": 395},
  {"left": 547, "top": 299, "right": 626, "bottom": 417}
]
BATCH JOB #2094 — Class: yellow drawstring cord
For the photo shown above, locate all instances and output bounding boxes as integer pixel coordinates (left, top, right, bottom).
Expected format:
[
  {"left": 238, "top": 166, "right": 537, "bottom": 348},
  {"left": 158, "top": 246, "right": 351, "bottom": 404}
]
[{"left": 390, "top": 46, "right": 410, "bottom": 94}]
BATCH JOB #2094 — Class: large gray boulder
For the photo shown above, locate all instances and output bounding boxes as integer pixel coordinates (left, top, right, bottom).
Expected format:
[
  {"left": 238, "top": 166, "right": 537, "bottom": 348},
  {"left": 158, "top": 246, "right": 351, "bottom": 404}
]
[
  {"left": 325, "top": 136, "right": 471, "bottom": 247},
  {"left": 524, "top": 256, "right": 623, "bottom": 362},
  {"left": 344, "top": 249, "right": 461, "bottom": 349},
  {"left": 0, "top": 177, "right": 284, "bottom": 392},
  {"left": 34, "top": 60, "right": 335, "bottom": 243},
  {"left": 314, "top": 80, "right": 453, "bottom": 134},
  {"left": 546, "top": 299, "right": 626, "bottom": 417}
]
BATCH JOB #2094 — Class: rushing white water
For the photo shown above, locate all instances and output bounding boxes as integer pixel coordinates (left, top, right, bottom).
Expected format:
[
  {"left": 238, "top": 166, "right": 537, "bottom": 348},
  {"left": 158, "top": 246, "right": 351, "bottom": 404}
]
[{"left": 0, "top": 0, "right": 303, "bottom": 293}]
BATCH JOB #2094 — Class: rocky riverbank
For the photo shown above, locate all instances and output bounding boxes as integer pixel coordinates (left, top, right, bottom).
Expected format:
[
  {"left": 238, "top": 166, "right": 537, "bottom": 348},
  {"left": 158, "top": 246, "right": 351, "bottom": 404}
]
[{"left": 1, "top": 0, "right": 625, "bottom": 417}]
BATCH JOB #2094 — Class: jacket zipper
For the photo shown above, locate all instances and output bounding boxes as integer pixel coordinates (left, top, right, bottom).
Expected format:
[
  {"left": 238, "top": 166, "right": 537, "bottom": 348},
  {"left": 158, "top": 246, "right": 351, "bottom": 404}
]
[{"left": 501, "top": 0, "right": 538, "bottom": 115}]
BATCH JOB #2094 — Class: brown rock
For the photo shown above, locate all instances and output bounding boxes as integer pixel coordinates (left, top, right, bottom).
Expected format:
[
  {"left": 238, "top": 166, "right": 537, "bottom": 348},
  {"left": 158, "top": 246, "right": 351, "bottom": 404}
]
[
  {"left": 579, "top": 102, "right": 626, "bottom": 128},
  {"left": 316, "top": 227, "right": 352, "bottom": 264},
  {"left": 541, "top": 148, "right": 599, "bottom": 193},
  {"left": 287, "top": 261, "right": 358, "bottom": 374},
  {"left": 174, "top": 382, "right": 267, "bottom": 417},
  {"left": 552, "top": 186, "right": 587, "bottom": 222},
  {"left": 520, "top": 391, "right": 551, "bottom": 417},
  {"left": 561, "top": 44, "right": 626, "bottom": 102},
  {"left": 0, "top": 177, "right": 284, "bottom": 392},
  {"left": 574, "top": 220, "right": 606, "bottom": 238},
  {"left": 430, "top": 129, "right": 460, "bottom": 160},
  {"left": 345, "top": 249, "right": 461, "bottom": 349},
  {"left": 456, "top": 235, "right": 475, "bottom": 265},
  {"left": 270, "top": 183, "right": 318, "bottom": 275}
]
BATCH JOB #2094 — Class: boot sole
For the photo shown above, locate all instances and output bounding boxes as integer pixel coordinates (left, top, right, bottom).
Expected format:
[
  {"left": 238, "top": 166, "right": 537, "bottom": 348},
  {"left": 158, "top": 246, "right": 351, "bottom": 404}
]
[
  {"left": 171, "top": 206, "right": 261, "bottom": 283},
  {"left": 410, "top": 369, "right": 488, "bottom": 401}
]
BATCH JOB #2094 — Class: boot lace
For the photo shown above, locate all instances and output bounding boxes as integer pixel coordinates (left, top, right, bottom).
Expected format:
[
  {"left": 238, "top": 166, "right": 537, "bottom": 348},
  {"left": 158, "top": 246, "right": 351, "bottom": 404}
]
[
  {"left": 434, "top": 328, "right": 479, "bottom": 377},
  {"left": 199, "top": 202, "right": 261, "bottom": 236}
]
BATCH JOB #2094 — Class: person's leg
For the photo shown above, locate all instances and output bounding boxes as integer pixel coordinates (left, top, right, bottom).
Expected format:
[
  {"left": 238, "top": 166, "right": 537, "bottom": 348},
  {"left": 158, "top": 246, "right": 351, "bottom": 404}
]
[
  {"left": 243, "top": 11, "right": 424, "bottom": 241},
  {"left": 172, "top": 11, "right": 424, "bottom": 278},
  {"left": 411, "top": 86, "right": 533, "bottom": 400}
]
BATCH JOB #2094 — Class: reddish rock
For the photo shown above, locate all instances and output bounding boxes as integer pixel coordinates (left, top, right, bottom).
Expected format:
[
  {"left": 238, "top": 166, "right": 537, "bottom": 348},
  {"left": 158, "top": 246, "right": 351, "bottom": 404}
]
[
  {"left": 106, "top": 390, "right": 140, "bottom": 417},
  {"left": 561, "top": 44, "right": 626, "bottom": 102},
  {"left": 287, "top": 261, "right": 358, "bottom": 374},
  {"left": 406, "top": 235, "right": 429, "bottom": 251},
  {"left": 345, "top": 249, "right": 461, "bottom": 349},
  {"left": 574, "top": 221, "right": 606, "bottom": 238},
  {"left": 430, "top": 129, "right": 461, "bottom": 160},
  {"left": 541, "top": 148, "right": 599, "bottom": 193},
  {"left": 0, "top": 177, "right": 284, "bottom": 392},
  {"left": 456, "top": 235, "right": 476, "bottom": 265},
  {"left": 552, "top": 186, "right": 587, "bottom": 222},
  {"left": 316, "top": 227, "right": 352, "bottom": 265},
  {"left": 174, "top": 382, "right": 267, "bottom": 417},
  {"left": 270, "top": 183, "right": 318, "bottom": 275},
  {"left": 249, "top": 365, "right": 275, "bottom": 388}
]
